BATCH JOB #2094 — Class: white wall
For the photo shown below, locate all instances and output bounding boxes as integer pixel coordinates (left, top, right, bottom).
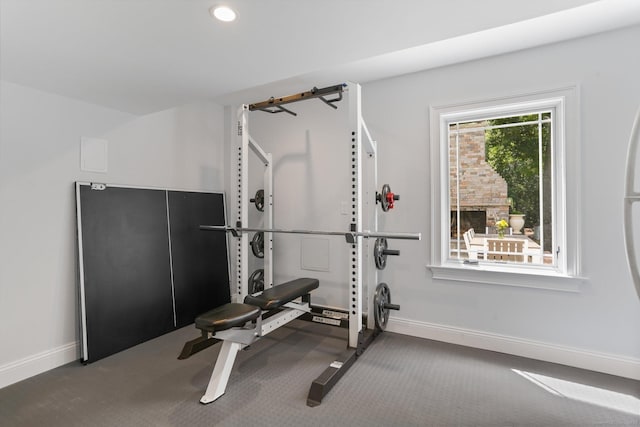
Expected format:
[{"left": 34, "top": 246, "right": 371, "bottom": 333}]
[
  {"left": 243, "top": 26, "right": 640, "bottom": 379},
  {"left": 0, "top": 81, "right": 226, "bottom": 388},
  {"left": 244, "top": 100, "right": 354, "bottom": 309},
  {"left": 363, "top": 25, "right": 640, "bottom": 378}
]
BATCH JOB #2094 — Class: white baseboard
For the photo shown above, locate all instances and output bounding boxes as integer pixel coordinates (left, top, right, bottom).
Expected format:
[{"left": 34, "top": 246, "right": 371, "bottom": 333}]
[
  {"left": 0, "top": 341, "right": 79, "bottom": 389},
  {"left": 387, "top": 317, "right": 640, "bottom": 381},
  {"left": 1, "top": 322, "right": 638, "bottom": 389}
]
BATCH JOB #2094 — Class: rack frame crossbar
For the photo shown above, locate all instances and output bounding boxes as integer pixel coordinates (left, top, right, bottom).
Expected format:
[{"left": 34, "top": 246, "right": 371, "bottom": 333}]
[{"left": 249, "top": 84, "right": 346, "bottom": 116}]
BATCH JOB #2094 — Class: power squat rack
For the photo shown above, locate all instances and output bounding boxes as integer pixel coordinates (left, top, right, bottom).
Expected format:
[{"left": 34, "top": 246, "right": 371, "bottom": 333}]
[{"left": 189, "top": 82, "right": 420, "bottom": 406}]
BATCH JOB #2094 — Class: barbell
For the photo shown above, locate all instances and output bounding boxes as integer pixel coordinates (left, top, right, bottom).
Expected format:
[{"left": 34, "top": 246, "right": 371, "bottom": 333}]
[{"left": 200, "top": 224, "right": 421, "bottom": 243}]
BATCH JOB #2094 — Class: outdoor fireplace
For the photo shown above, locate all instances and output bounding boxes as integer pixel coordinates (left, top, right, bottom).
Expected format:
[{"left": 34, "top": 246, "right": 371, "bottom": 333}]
[{"left": 451, "top": 210, "right": 486, "bottom": 237}]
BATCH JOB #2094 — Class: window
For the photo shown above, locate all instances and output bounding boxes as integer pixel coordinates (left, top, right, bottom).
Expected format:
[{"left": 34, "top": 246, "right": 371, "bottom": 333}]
[
  {"left": 429, "top": 88, "right": 582, "bottom": 290},
  {"left": 449, "top": 112, "right": 553, "bottom": 265}
]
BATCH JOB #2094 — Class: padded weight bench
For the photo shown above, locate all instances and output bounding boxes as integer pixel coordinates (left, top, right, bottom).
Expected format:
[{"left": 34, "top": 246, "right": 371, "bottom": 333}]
[{"left": 193, "top": 278, "right": 319, "bottom": 404}]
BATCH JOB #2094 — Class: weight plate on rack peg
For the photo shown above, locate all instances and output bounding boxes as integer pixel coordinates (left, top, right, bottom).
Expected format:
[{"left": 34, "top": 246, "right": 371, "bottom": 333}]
[
  {"left": 251, "top": 231, "right": 264, "bottom": 258},
  {"left": 373, "top": 282, "right": 400, "bottom": 331},
  {"left": 373, "top": 237, "right": 400, "bottom": 270},
  {"left": 248, "top": 269, "right": 264, "bottom": 294},
  {"left": 374, "top": 237, "right": 388, "bottom": 269},
  {"left": 375, "top": 184, "right": 400, "bottom": 212},
  {"left": 250, "top": 189, "right": 265, "bottom": 212}
]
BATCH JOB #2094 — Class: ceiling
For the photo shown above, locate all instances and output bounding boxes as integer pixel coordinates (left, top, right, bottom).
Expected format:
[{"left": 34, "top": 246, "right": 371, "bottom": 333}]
[{"left": 1, "top": 0, "right": 639, "bottom": 115}]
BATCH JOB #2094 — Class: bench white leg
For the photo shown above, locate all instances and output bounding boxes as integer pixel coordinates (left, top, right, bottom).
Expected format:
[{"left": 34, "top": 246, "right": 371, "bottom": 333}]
[{"left": 200, "top": 340, "right": 243, "bottom": 404}]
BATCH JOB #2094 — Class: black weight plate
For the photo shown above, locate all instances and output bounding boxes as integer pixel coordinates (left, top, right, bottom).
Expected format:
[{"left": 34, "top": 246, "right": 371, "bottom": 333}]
[
  {"left": 251, "top": 231, "right": 264, "bottom": 258},
  {"left": 374, "top": 282, "right": 391, "bottom": 331},
  {"left": 374, "top": 237, "right": 388, "bottom": 270},
  {"left": 252, "top": 189, "right": 265, "bottom": 212},
  {"left": 380, "top": 184, "right": 391, "bottom": 212},
  {"left": 248, "top": 269, "right": 264, "bottom": 294}
]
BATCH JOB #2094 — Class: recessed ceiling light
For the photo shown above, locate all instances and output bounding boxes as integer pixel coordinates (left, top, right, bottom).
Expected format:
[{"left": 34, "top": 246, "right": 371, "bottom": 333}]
[{"left": 210, "top": 5, "right": 237, "bottom": 22}]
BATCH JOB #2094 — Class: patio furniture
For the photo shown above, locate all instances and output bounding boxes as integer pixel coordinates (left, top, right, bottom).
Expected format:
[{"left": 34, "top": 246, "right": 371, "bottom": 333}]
[{"left": 485, "top": 238, "right": 527, "bottom": 263}]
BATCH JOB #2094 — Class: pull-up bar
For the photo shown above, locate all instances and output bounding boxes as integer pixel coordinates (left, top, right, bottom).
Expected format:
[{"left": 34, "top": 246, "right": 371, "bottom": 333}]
[{"left": 249, "top": 84, "right": 345, "bottom": 116}]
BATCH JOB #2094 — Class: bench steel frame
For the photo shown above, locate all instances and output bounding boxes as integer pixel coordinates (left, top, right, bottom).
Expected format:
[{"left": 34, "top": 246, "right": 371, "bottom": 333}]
[{"left": 200, "top": 298, "right": 311, "bottom": 404}]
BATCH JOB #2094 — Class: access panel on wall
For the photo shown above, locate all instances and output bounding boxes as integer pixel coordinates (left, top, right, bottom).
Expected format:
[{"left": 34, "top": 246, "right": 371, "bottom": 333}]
[{"left": 76, "top": 183, "right": 230, "bottom": 363}]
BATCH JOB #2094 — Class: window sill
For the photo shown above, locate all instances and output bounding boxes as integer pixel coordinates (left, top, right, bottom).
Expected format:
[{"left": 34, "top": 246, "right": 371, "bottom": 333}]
[{"left": 427, "top": 263, "right": 584, "bottom": 292}]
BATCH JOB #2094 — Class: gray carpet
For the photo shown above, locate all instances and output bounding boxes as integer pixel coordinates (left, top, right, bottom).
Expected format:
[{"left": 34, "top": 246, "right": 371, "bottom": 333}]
[{"left": 1, "top": 320, "right": 638, "bottom": 426}]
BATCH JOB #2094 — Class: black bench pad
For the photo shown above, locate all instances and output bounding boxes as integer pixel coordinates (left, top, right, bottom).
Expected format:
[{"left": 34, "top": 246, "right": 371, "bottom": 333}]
[
  {"left": 244, "top": 278, "right": 319, "bottom": 310},
  {"left": 195, "top": 303, "right": 261, "bottom": 333}
]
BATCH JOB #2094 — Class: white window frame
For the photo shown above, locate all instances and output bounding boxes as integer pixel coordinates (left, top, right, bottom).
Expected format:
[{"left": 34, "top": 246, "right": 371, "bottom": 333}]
[{"left": 428, "top": 87, "right": 583, "bottom": 292}]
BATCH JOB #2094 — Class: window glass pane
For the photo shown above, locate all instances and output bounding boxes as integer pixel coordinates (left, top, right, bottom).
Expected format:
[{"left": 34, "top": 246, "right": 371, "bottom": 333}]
[
  {"left": 448, "top": 112, "right": 553, "bottom": 266},
  {"left": 540, "top": 120, "right": 553, "bottom": 264}
]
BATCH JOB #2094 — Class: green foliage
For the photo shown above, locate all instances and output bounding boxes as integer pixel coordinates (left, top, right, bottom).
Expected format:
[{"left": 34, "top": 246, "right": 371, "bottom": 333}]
[{"left": 485, "top": 115, "right": 550, "bottom": 228}]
